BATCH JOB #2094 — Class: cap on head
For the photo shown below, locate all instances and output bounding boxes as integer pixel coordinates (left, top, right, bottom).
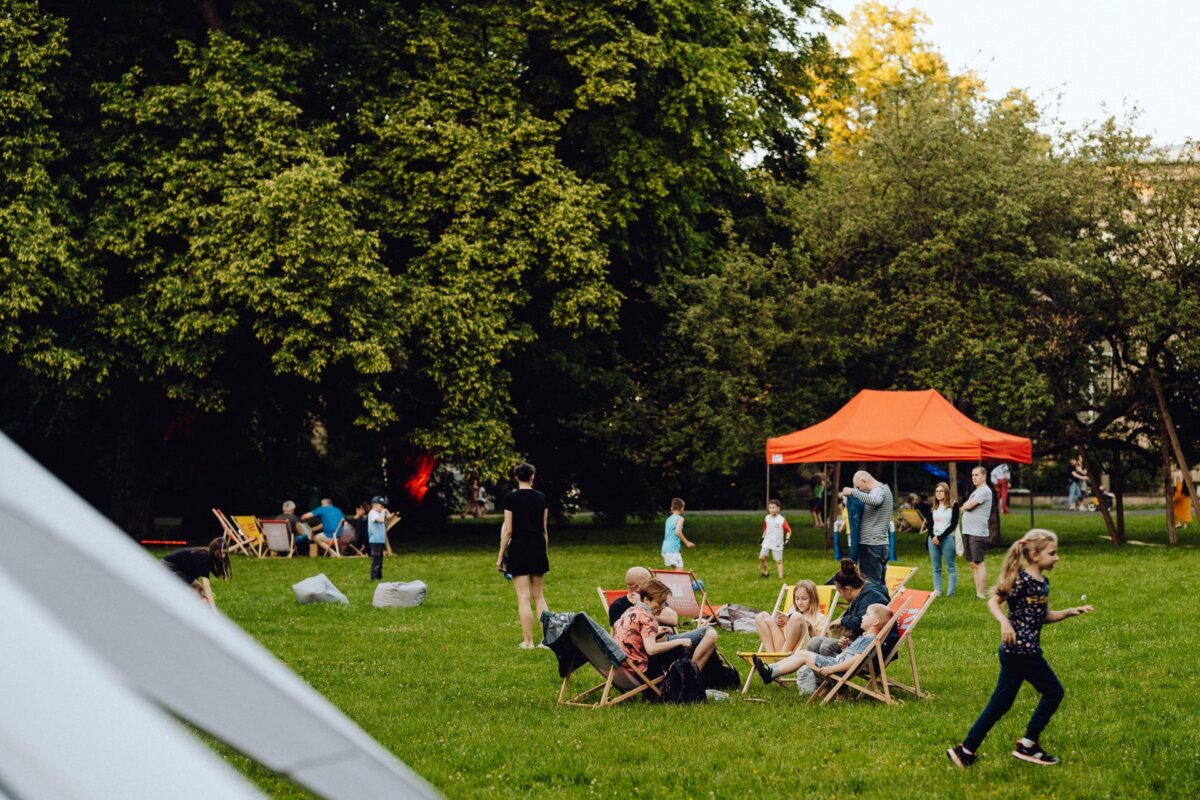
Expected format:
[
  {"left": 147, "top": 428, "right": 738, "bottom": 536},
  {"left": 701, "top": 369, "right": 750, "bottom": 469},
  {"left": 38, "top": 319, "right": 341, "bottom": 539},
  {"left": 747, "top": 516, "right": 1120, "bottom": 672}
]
[{"left": 370, "top": 495, "right": 387, "bottom": 505}]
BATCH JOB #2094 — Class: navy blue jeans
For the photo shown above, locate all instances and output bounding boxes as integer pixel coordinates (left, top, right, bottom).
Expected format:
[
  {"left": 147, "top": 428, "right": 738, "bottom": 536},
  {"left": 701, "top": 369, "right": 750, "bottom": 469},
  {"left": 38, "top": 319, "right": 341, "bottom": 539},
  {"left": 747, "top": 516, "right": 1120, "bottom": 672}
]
[{"left": 964, "top": 650, "right": 1064, "bottom": 751}]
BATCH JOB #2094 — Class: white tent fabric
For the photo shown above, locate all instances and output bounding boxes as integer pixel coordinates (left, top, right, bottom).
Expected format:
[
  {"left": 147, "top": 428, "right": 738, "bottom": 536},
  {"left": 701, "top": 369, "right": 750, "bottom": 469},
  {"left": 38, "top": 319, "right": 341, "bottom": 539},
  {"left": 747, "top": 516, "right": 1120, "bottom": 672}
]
[
  {"left": 0, "top": 572, "right": 264, "bottom": 800},
  {"left": 0, "top": 433, "right": 439, "bottom": 800}
]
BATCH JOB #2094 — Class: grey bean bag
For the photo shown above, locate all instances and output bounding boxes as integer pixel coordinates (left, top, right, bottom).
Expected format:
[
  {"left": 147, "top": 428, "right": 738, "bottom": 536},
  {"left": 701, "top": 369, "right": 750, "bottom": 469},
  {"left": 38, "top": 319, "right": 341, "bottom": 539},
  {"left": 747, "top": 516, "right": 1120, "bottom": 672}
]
[
  {"left": 292, "top": 573, "right": 349, "bottom": 605},
  {"left": 372, "top": 580, "right": 427, "bottom": 608}
]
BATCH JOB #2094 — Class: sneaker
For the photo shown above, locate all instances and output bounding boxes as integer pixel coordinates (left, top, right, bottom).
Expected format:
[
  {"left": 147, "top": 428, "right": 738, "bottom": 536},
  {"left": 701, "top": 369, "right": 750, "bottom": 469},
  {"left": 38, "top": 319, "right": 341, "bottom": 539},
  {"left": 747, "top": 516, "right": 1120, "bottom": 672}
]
[
  {"left": 752, "top": 655, "right": 774, "bottom": 685},
  {"left": 536, "top": 642, "right": 551, "bottom": 650},
  {"left": 1012, "top": 741, "right": 1059, "bottom": 765},
  {"left": 946, "top": 744, "right": 976, "bottom": 769},
  {"left": 517, "top": 641, "right": 535, "bottom": 650}
]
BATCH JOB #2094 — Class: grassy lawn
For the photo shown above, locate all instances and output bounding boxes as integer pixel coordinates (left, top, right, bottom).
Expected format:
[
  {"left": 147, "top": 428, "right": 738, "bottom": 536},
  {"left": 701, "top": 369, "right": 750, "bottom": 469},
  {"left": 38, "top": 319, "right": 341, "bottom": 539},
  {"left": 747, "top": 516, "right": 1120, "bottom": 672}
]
[{"left": 207, "top": 511, "right": 1199, "bottom": 799}]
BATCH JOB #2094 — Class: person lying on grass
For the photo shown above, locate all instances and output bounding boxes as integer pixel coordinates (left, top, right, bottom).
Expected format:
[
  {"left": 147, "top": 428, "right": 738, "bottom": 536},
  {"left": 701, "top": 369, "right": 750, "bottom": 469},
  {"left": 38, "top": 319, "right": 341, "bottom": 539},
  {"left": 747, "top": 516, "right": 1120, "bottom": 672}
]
[
  {"left": 614, "top": 578, "right": 717, "bottom": 676},
  {"left": 607, "top": 566, "right": 681, "bottom": 631},
  {"left": 753, "top": 603, "right": 892, "bottom": 686}
]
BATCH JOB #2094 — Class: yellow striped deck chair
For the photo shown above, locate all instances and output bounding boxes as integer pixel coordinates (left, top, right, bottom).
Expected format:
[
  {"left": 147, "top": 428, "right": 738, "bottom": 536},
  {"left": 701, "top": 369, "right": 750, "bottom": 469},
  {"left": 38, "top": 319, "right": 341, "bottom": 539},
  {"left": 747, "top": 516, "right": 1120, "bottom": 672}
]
[{"left": 736, "top": 583, "right": 840, "bottom": 693}]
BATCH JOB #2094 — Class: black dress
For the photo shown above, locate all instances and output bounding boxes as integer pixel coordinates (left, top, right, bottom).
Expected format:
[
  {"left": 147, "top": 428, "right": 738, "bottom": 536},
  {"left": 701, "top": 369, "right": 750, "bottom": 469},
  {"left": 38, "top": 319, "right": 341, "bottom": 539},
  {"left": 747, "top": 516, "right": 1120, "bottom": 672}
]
[
  {"left": 502, "top": 488, "right": 550, "bottom": 576},
  {"left": 164, "top": 549, "right": 213, "bottom": 584}
]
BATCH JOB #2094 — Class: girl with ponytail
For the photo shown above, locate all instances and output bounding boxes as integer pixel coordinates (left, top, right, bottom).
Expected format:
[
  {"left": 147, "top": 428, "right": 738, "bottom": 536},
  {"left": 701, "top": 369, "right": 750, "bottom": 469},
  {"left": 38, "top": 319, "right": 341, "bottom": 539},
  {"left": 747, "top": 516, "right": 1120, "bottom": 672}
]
[{"left": 947, "top": 530, "right": 1094, "bottom": 769}]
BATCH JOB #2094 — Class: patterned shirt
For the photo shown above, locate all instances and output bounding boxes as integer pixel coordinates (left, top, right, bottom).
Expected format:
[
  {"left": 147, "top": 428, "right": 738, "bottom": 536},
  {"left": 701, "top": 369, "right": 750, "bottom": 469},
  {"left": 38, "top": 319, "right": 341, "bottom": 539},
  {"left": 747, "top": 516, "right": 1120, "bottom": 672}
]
[
  {"left": 850, "top": 483, "right": 893, "bottom": 546},
  {"left": 1002, "top": 569, "right": 1049, "bottom": 655},
  {"left": 613, "top": 603, "right": 659, "bottom": 672}
]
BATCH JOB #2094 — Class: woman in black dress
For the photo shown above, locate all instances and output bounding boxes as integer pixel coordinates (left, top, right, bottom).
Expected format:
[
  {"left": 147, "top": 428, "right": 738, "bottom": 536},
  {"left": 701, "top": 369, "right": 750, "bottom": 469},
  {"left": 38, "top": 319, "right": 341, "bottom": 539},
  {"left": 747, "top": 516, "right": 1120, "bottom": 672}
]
[{"left": 496, "top": 463, "right": 550, "bottom": 649}]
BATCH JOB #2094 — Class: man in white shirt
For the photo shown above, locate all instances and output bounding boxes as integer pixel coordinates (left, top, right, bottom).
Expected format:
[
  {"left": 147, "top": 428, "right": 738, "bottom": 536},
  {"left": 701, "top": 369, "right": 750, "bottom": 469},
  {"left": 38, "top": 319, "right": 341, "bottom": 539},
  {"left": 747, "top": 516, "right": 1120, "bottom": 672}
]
[{"left": 960, "top": 466, "right": 993, "bottom": 599}]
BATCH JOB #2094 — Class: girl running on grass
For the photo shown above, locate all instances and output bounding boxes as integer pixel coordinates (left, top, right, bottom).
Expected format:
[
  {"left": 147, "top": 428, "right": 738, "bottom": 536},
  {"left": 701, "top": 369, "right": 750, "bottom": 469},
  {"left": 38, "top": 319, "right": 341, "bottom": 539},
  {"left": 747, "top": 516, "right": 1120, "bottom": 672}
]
[{"left": 947, "top": 529, "right": 1094, "bottom": 769}]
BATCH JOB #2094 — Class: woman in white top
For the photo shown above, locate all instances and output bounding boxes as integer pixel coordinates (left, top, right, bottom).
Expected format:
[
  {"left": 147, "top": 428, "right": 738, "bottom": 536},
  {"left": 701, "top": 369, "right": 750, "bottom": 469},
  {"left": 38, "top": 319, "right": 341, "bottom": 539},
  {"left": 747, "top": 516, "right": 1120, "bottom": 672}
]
[
  {"left": 753, "top": 579, "right": 828, "bottom": 653},
  {"left": 928, "top": 482, "right": 960, "bottom": 596}
]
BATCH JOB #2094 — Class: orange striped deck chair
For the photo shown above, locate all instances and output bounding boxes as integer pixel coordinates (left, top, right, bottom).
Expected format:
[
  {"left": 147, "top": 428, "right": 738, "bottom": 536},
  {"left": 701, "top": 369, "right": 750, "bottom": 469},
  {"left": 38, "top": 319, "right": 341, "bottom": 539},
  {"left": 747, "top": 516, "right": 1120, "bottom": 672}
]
[
  {"left": 651, "top": 569, "right": 719, "bottom": 626},
  {"left": 877, "top": 588, "right": 935, "bottom": 699},
  {"left": 737, "top": 583, "right": 839, "bottom": 694},
  {"left": 230, "top": 515, "right": 266, "bottom": 558},
  {"left": 596, "top": 588, "right": 628, "bottom": 626}
]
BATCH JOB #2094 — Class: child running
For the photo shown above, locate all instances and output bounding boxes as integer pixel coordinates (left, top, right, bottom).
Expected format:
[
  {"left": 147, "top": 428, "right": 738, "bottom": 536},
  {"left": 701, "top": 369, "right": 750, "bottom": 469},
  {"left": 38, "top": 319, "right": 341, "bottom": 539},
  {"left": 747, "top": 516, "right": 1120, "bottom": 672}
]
[
  {"left": 759, "top": 499, "right": 792, "bottom": 579},
  {"left": 661, "top": 497, "right": 695, "bottom": 568},
  {"left": 947, "top": 529, "right": 1094, "bottom": 768}
]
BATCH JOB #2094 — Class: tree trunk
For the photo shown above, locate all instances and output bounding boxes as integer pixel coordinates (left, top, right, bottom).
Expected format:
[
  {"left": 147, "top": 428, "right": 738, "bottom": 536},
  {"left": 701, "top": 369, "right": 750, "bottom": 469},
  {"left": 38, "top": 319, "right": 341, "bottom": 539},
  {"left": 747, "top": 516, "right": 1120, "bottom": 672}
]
[
  {"left": 948, "top": 462, "right": 959, "bottom": 503},
  {"left": 1112, "top": 445, "right": 1125, "bottom": 544},
  {"left": 109, "top": 390, "right": 160, "bottom": 538},
  {"left": 1079, "top": 445, "right": 1122, "bottom": 546},
  {"left": 1161, "top": 427, "right": 1178, "bottom": 546}
]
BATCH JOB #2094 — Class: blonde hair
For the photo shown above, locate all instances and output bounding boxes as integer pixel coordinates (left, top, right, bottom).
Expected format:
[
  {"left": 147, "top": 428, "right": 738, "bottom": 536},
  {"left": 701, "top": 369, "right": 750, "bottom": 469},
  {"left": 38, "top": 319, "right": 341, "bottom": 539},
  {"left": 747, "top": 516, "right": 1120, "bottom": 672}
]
[
  {"left": 994, "top": 529, "right": 1058, "bottom": 601},
  {"left": 932, "top": 482, "right": 952, "bottom": 510},
  {"left": 790, "top": 579, "right": 826, "bottom": 645}
]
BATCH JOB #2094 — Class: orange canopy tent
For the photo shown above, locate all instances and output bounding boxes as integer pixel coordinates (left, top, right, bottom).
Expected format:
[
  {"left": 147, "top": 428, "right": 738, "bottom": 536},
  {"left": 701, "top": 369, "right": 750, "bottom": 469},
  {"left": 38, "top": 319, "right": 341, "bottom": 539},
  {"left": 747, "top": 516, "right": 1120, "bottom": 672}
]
[{"left": 766, "top": 389, "right": 1032, "bottom": 465}]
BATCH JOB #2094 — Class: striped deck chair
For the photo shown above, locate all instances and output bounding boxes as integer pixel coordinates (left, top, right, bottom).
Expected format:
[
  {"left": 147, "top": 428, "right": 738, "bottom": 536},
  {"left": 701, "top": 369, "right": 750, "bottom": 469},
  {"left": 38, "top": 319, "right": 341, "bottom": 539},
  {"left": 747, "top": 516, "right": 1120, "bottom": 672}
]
[
  {"left": 877, "top": 589, "right": 935, "bottom": 699},
  {"left": 230, "top": 515, "right": 267, "bottom": 558},
  {"left": 544, "top": 612, "right": 664, "bottom": 708},
  {"left": 651, "top": 569, "right": 719, "bottom": 626},
  {"left": 737, "top": 584, "right": 840, "bottom": 694},
  {"left": 596, "top": 588, "right": 628, "bottom": 628},
  {"left": 895, "top": 508, "right": 927, "bottom": 533},
  {"left": 212, "top": 508, "right": 259, "bottom": 557},
  {"left": 807, "top": 591, "right": 923, "bottom": 706}
]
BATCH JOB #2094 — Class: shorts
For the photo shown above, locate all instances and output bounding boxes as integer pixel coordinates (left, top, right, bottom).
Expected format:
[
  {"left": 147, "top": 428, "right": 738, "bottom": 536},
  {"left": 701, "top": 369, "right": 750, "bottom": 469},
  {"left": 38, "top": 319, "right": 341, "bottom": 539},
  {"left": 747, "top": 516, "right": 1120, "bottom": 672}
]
[
  {"left": 759, "top": 544, "right": 783, "bottom": 561},
  {"left": 810, "top": 497, "right": 823, "bottom": 512},
  {"left": 662, "top": 551, "right": 684, "bottom": 568},
  {"left": 964, "top": 534, "right": 988, "bottom": 563},
  {"left": 812, "top": 652, "right": 844, "bottom": 670}
]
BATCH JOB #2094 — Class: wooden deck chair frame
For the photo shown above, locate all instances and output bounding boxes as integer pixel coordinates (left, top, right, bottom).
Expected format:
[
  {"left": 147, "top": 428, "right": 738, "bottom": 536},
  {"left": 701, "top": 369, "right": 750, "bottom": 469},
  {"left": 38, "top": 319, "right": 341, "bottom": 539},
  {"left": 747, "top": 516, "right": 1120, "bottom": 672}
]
[
  {"left": 331, "top": 520, "right": 367, "bottom": 557},
  {"left": 651, "top": 569, "right": 719, "bottom": 625},
  {"left": 884, "top": 564, "right": 918, "bottom": 596},
  {"left": 258, "top": 518, "right": 295, "bottom": 558},
  {"left": 876, "top": 588, "right": 936, "bottom": 700},
  {"left": 895, "top": 508, "right": 927, "bottom": 534},
  {"left": 807, "top": 593, "right": 911, "bottom": 706},
  {"left": 213, "top": 508, "right": 258, "bottom": 557},
  {"left": 384, "top": 514, "right": 400, "bottom": 555},
  {"left": 737, "top": 583, "right": 840, "bottom": 694},
  {"left": 556, "top": 621, "right": 664, "bottom": 708},
  {"left": 230, "top": 515, "right": 267, "bottom": 558},
  {"left": 596, "top": 588, "right": 627, "bottom": 627}
]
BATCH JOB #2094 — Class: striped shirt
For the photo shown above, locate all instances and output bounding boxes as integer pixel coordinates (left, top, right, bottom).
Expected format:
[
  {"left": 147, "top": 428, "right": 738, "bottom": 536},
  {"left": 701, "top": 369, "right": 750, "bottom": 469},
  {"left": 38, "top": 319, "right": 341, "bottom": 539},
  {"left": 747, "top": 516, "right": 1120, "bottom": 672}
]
[{"left": 850, "top": 483, "right": 893, "bottom": 546}]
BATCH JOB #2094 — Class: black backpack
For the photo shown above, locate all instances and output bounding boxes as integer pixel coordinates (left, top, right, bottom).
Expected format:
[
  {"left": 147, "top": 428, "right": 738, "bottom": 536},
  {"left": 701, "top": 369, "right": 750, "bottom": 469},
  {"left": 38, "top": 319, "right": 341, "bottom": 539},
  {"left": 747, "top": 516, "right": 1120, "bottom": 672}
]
[
  {"left": 699, "top": 650, "right": 740, "bottom": 690},
  {"left": 661, "top": 657, "right": 706, "bottom": 704}
]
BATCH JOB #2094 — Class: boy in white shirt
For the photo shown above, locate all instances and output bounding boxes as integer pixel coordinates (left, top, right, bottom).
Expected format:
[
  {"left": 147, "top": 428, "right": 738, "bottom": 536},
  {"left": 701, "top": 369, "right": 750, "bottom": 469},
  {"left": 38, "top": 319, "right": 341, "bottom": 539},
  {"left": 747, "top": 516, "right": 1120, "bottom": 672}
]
[
  {"left": 367, "top": 495, "right": 393, "bottom": 581},
  {"left": 759, "top": 499, "right": 792, "bottom": 579}
]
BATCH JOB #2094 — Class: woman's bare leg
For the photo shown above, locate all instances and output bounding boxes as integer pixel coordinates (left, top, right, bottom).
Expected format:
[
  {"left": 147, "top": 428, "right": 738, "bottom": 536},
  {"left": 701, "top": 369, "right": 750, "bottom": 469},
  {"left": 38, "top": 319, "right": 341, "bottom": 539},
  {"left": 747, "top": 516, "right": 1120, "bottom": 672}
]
[{"left": 513, "top": 575, "right": 534, "bottom": 646}]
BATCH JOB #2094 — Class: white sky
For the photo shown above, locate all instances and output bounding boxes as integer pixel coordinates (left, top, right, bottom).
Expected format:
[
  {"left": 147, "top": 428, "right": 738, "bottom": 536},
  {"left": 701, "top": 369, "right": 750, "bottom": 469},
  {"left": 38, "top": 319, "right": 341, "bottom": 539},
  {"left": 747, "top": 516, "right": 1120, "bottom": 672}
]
[{"left": 822, "top": 0, "right": 1200, "bottom": 145}]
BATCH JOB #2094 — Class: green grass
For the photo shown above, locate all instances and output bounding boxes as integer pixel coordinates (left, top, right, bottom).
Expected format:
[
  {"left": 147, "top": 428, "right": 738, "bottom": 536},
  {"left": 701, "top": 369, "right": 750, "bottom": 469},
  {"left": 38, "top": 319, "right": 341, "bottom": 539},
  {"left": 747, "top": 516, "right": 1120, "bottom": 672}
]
[{"left": 208, "top": 512, "right": 1200, "bottom": 799}]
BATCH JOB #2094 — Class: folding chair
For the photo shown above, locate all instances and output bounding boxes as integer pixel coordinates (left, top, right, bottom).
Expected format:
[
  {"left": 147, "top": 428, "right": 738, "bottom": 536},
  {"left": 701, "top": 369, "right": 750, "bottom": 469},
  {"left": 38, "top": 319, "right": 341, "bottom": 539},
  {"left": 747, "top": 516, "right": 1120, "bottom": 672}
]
[
  {"left": 736, "top": 583, "right": 840, "bottom": 694},
  {"left": 212, "top": 509, "right": 259, "bottom": 557},
  {"left": 884, "top": 564, "right": 917, "bottom": 596},
  {"left": 259, "top": 518, "right": 295, "bottom": 558},
  {"left": 877, "top": 589, "right": 935, "bottom": 699},
  {"left": 895, "top": 508, "right": 926, "bottom": 533},
  {"left": 230, "top": 515, "right": 266, "bottom": 558},
  {"left": 331, "top": 520, "right": 367, "bottom": 557},
  {"left": 651, "top": 569, "right": 720, "bottom": 626},
  {"left": 384, "top": 514, "right": 400, "bottom": 555},
  {"left": 807, "top": 593, "right": 912, "bottom": 706},
  {"left": 547, "top": 613, "right": 664, "bottom": 708},
  {"left": 596, "top": 588, "right": 628, "bottom": 626}
]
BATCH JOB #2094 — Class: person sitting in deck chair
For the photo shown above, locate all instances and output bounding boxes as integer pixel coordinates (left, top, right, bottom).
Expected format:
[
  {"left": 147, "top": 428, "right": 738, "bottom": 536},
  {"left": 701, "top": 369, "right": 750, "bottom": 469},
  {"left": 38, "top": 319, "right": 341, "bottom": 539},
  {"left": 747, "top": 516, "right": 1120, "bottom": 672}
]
[
  {"left": 607, "top": 566, "right": 681, "bottom": 631},
  {"left": 753, "top": 603, "right": 892, "bottom": 687},
  {"left": 614, "top": 579, "right": 717, "bottom": 677},
  {"left": 302, "top": 498, "right": 346, "bottom": 555}
]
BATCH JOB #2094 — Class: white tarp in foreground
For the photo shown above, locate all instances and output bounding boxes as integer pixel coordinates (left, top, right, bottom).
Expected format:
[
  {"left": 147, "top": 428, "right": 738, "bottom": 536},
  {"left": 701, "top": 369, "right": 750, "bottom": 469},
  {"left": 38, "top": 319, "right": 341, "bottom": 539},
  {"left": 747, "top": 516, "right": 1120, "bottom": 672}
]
[{"left": 0, "top": 433, "right": 439, "bottom": 800}]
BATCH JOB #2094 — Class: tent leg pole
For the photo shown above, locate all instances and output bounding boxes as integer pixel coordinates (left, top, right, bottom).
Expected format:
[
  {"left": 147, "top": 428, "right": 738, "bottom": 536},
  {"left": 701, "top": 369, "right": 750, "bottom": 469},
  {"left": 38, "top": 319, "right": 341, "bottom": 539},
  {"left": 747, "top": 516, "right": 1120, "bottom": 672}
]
[{"left": 766, "top": 464, "right": 770, "bottom": 509}]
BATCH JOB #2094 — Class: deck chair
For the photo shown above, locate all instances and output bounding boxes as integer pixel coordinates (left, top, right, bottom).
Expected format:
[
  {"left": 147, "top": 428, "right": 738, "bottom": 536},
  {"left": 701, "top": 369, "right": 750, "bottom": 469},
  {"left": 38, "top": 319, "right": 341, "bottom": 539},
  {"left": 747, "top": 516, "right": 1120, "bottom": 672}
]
[
  {"left": 895, "top": 508, "right": 926, "bottom": 533},
  {"left": 877, "top": 588, "right": 935, "bottom": 700},
  {"left": 331, "top": 520, "right": 367, "bottom": 557},
  {"left": 230, "top": 515, "right": 266, "bottom": 558},
  {"left": 736, "top": 583, "right": 840, "bottom": 694},
  {"left": 259, "top": 518, "right": 295, "bottom": 558},
  {"left": 543, "top": 612, "right": 664, "bottom": 708},
  {"left": 807, "top": 593, "right": 911, "bottom": 706},
  {"left": 652, "top": 569, "right": 720, "bottom": 626},
  {"left": 384, "top": 513, "right": 400, "bottom": 555},
  {"left": 213, "top": 509, "right": 260, "bottom": 557},
  {"left": 885, "top": 564, "right": 917, "bottom": 595},
  {"left": 596, "top": 588, "right": 628, "bottom": 627}
]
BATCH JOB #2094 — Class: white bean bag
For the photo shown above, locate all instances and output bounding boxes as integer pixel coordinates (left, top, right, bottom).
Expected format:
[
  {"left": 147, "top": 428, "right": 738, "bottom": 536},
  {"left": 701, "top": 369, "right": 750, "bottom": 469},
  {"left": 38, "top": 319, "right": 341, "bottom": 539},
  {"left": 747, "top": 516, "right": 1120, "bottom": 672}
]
[
  {"left": 372, "top": 580, "right": 427, "bottom": 608},
  {"left": 292, "top": 573, "right": 349, "bottom": 605}
]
